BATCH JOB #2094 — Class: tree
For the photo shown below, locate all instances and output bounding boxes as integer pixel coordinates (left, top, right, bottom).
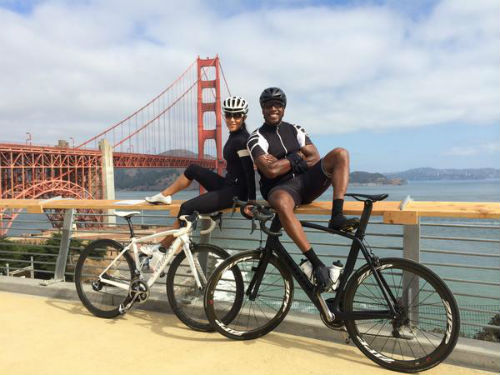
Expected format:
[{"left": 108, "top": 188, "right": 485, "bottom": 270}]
[{"left": 474, "top": 313, "right": 500, "bottom": 342}]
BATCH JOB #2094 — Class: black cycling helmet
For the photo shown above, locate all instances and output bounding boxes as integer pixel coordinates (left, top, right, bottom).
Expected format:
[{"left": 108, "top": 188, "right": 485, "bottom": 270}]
[{"left": 259, "top": 87, "right": 287, "bottom": 108}]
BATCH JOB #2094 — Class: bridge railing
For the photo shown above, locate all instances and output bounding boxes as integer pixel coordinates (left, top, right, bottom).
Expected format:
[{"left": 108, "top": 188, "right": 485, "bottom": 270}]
[{"left": 0, "top": 198, "right": 499, "bottom": 341}]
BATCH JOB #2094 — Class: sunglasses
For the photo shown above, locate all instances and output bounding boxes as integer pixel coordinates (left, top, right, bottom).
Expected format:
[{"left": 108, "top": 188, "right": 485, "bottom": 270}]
[
  {"left": 263, "top": 102, "right": 284, "bottom": 110},
  {"left": 224, "top": 113, "right": 244, "bottom": 119}
]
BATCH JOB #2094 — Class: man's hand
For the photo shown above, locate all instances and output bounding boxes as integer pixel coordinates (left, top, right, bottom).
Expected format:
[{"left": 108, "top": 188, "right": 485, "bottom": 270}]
[{"left": 286, "top": 152, "right": 308, "bottom": 174}]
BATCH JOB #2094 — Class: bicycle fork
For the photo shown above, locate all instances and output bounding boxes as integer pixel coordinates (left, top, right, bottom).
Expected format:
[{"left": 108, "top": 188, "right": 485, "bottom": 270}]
[
  {"left": 246, "top": 247, "right": 272, "bottom": 300},
  {"left": 182, "top": 239, "right": 205, "bottom": 290}
]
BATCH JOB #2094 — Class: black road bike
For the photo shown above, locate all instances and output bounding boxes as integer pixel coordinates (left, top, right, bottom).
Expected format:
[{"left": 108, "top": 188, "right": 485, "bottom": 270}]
[{"left": 204, "top": 194, "right": 460, "bottom": 372}]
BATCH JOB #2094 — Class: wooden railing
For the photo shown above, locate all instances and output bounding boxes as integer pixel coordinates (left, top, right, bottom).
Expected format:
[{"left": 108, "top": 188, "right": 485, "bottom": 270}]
[{"left": 1, "top": 198, "right": 499, "bottom": 224}]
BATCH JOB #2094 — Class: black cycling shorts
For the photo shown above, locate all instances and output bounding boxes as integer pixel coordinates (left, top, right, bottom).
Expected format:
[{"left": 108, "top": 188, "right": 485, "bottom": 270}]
[{"left": 266, "top": 159, "right": 330, "bottom": 206}]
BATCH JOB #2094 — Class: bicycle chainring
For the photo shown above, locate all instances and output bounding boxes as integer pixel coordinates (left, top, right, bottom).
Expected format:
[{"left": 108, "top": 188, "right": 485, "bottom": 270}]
[{"left": 129, "top": 279, "right": 150, "bottom": 303}]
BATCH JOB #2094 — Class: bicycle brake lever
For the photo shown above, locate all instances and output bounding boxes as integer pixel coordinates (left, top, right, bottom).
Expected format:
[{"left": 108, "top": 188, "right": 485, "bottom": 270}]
[
  {"left": 214, "top": 212, "right": 223, "bottom": 230},
  {"left": 250, "top": 217, "right": 257, "bottom": 235},
  {"left": 231, "top": 201, "right": 237, "bottom": 217}
]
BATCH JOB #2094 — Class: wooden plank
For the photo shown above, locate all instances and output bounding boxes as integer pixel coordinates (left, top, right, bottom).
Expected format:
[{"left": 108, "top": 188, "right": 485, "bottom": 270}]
[
  {"left": 38, "top": 199, "right": 182, "bottom": 212},
  {"left": 294, "top": 201, "right": 402, "bottom": 216},
  {"left": 0, "top": 199, "right": 43, "bottom": 213},
  {"left": 383, "top": 211, "right": 418, "bottom": 225},
  {"left": 406, "top": 201, "right": 500, "bottom": 219},
  {"left": 1, "top": 199, "right": 498, "bottom": 224}
]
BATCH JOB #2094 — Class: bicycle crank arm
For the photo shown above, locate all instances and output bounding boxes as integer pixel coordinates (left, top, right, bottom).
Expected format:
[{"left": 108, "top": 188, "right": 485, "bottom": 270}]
[
  {"left": 317, "top": 293, "right": 335, "bottom": 322},
  {"left": 119, "top": 295, "right": 138, "bottom": 314},
  {"left": 98, "top": 278, "right": 130, "bottom": 290}
]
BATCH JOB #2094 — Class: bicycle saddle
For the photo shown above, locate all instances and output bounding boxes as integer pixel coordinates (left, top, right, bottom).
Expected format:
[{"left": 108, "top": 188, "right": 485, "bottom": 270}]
[
  {"left": 345, "top": 193, "right": 388, "bottom": 202},
  {"left": 115, "top": 211, "right": 141, "bottom": 219}
]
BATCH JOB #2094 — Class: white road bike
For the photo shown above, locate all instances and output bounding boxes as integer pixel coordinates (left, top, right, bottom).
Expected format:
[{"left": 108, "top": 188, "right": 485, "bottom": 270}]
[{"left": 75, "top": 211, "right": 239, "bottom": 331}]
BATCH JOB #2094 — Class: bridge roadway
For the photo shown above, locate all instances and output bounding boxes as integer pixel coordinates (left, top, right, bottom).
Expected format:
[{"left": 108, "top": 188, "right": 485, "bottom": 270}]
[{"left": 0, "top": 291, "right": 495, "bottom": 375}]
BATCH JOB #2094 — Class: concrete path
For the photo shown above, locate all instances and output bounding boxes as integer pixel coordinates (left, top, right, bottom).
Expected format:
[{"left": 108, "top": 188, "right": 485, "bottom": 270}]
[{"left": 0, "top": 291, "right": 495, "bottom": 375}]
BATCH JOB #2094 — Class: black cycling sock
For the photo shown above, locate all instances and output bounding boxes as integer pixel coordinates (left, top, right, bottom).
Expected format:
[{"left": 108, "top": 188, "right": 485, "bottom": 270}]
[
  {"left": 305, "top": 248, "right": 325, "bottom": 268},
  {"left": 332, "top": 199, "right": 344, "bottom": 217}
]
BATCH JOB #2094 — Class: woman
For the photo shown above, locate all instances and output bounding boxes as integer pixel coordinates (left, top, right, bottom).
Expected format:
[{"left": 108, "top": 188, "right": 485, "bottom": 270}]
[{"left": 141, "top": 96, "right": 256, "bottom": 254}]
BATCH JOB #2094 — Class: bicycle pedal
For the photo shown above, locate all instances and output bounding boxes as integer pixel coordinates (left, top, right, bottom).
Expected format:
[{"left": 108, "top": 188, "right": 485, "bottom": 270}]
[
  {"left": 159, "top": 271, "right": 165, "bottom": 278},
  {"left": 118, "top": 303, "right": 128, "bottom": 315}
]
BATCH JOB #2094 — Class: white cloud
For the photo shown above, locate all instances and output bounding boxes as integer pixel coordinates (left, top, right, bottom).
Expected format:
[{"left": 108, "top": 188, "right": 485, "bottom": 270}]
[
  {"left": 0, "top": 0, "right": 498, "bottom": 146},
  {"left": 444, "top": 142, "right": 500, "bottom": 157}
]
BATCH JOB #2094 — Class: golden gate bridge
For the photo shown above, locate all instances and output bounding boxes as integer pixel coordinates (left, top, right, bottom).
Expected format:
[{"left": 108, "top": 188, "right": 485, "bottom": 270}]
[{"left": 0, "top": 56, "right": 230, "bottom": 234}]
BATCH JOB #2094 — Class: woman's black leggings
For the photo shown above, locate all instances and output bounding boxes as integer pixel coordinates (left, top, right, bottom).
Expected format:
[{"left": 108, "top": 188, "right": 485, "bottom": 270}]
[{"left": 178, "top": 164, "right": 240, "bottom": 218}]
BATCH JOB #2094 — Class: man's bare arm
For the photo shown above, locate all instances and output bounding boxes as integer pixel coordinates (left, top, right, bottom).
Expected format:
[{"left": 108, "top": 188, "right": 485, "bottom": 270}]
[
  {"left": 299, "top": 144, "right": 320, "bottom": 167},
  {"left": 255, "top": 154, "right": 292, "bottom": 179}
]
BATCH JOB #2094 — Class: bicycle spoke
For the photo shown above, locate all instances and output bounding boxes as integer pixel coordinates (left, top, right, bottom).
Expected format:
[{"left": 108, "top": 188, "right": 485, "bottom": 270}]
[{"left": 206, "top": 252, "right": 292, "bottom": 338}]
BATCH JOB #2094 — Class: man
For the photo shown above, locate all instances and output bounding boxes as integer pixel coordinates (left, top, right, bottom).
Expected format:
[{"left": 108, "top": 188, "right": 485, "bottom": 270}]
[{"left": 247, "top": 87, "right": 359, "bottom": 291}]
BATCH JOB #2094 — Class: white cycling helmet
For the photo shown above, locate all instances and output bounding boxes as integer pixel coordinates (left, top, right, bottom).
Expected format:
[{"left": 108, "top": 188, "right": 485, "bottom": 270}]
[{"left": 222, "top": 96, "right": 249, "bottom": 114}]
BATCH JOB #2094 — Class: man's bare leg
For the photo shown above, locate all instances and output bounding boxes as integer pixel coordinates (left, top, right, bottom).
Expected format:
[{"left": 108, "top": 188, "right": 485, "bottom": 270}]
[
  {"left": 321, "top": 147, "right": 358, "bottom": 231},
  {"left": 268, "top": 189, "right": 332, "bottom": 290},
  {"left": 268, "top": 190, "right": 310, "bottom": 252},
  {"left": 322, "top": 147, "right": 349, "bottom": 199}
]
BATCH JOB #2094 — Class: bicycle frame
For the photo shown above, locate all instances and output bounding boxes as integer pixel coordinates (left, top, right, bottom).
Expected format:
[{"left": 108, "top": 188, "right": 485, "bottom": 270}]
[
  {"left": 248, "top": 200, "right": 400, "bottom": 323},
  {"left": 97, "top": 219, "right": 206, "bottom": 292}
]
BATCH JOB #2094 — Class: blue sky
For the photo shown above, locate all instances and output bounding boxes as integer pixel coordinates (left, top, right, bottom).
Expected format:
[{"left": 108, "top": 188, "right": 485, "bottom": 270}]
[{"left": 0, "top": 0, "right": 498, "bottom": 173}]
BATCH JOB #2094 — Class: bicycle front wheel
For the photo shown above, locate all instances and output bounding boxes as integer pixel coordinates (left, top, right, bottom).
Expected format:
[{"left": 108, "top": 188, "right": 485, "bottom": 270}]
[
  {"left": 166, "top": 243, "right": 233, "bottom": 331},
  {"left": 204, "top": 250, "right": 294, "bottom": 340},
  {"left": 75, "top": 239, "right": 135, "bottom": 318},
  {"left": 344, "top": 258, "right": 460, "bottom": 373}
]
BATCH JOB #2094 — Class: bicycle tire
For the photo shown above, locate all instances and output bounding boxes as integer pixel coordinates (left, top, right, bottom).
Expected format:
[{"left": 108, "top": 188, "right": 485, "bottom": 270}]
[
  {"left": 75, "top": 239, "right": 135, "bottom": 318},
  {"left": 204, "top": 250, "right": 294, "bottom": 340},
  {"left": 166, "top": 243, "right": 240, "bottom": 331},
  {"left": 343, "top": 257, "right": 460, "bottom": 373}
]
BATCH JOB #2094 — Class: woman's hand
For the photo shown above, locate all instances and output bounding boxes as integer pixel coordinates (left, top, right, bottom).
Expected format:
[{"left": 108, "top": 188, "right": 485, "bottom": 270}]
[{"left": 243, "top": 201, "right": 256, "bottom": 217}]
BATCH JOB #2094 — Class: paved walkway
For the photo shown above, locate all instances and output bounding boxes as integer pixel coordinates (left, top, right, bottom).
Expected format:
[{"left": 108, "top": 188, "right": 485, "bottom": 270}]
[{"left": 0, "top": 291, "right": 495, "bottom": 375}]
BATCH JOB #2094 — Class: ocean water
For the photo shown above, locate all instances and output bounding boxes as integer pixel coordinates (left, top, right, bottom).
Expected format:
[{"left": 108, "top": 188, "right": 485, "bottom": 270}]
[{"left": 117, "top": 179, "right": 500, "bottom": 203}]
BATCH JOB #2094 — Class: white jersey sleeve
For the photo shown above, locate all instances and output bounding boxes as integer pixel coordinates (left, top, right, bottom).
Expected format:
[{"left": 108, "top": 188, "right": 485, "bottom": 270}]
[{"left": 246, "top": 129, "right": 269, "bottom": 162}]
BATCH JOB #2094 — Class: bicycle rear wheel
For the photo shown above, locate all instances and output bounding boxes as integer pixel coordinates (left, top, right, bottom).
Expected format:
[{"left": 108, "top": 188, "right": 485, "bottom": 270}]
[
  {"left": 344, "top": 258, "right": 460, "bottom": 373},
  {"left": 204, "top": 250, "right": 294, "bottom": 340},
  {"left": 166, "top": 243, "right": 236, "bottom": 331},
  {"left": 75, "top": 239, "right": 134, "bottom": 318}
]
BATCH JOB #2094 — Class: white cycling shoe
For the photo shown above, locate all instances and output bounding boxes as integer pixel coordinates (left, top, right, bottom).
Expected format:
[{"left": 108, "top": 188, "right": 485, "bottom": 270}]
[
  {"left": 145, "top": 193, "right": 172, "bottom": 205},
  {"left": 139, "top": 243, "right": 160, "bottom": 256}
]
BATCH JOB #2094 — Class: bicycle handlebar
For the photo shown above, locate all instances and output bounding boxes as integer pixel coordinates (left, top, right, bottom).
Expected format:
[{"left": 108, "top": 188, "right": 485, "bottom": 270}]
[
  {"left": 232, "top": 198, "right": 282, "bottom": 237},
  {"left": 178, "top": 211, "right": 222, "bottom": 236}
]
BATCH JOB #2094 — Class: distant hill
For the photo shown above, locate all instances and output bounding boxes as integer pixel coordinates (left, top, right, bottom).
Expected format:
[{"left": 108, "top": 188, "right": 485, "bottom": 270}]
[
  {"left": 114, "top": 149, "right": 214, "bottom": 191},
  {"left": 115, "top": 151, "right": 498, "bottom": 191},
  {"left": 385, "top": 168, "right": 500, "bottom": 181},
  {"left": 160, "top": 149, "right": 215, "bottom": 159},
  {"left": 350, "top": 171, "right": 406, "bottom": 185}
]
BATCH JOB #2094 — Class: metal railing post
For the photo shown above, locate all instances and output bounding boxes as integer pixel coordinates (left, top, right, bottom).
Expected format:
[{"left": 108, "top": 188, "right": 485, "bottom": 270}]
[
  {"left": 41, "top": 208, "right": 74, "bottom": 286},
  {"left": 403, "top": 219, "right": 421, "bottom": 324}
]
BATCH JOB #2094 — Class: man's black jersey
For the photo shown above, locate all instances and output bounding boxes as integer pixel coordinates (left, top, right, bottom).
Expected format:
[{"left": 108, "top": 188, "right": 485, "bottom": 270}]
[
  {"left": 247, "top": 121, "right": 312, "bottom": 198},
  {"left": 223, "top": 127, "right": 256, "bottom": 200}
]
